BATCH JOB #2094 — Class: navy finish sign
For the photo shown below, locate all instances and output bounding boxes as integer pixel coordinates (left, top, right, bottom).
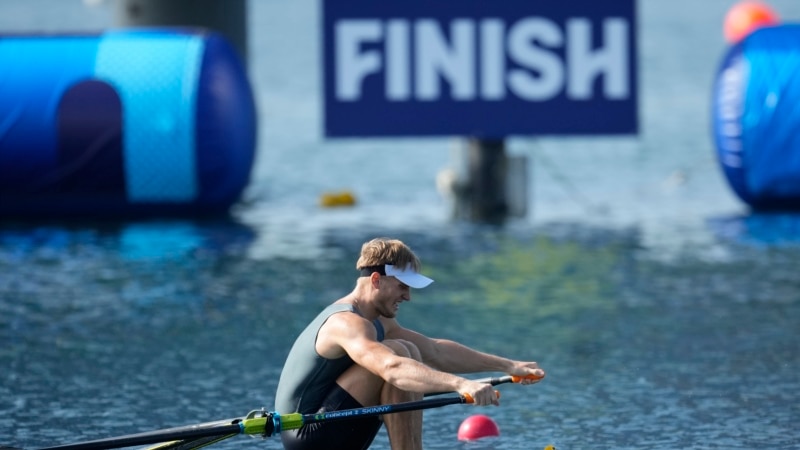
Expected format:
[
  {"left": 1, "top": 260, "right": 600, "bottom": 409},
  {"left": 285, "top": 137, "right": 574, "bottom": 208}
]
[{"left": 322, "top": 0, "right": 638, "bottom": 137}]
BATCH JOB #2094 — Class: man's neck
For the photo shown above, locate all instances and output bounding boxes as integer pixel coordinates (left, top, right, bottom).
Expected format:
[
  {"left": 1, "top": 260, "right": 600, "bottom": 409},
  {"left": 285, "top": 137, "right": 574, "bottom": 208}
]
[{"left": 339, "top": 288, "right": 378, "bottom": 321}]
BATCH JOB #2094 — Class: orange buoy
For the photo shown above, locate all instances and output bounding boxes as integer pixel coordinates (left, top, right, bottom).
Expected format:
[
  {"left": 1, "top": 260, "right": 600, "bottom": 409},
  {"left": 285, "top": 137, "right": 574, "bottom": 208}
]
[
  {"left": 723, "top": 1, "right": 779, "bottom": 44},
  {"left": 457, "top": 414, "right": 500, "bottom": 441}
]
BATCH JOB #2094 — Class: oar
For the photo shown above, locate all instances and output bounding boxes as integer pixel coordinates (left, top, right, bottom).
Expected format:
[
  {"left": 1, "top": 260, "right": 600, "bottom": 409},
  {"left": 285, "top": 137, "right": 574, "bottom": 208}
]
[
  {"left": 13, "top": 374, "right": 542, "bottom": 450},
  {"left": 16, "top": 393, "right": 486, "bottom": 450},
  {"left": 156, "top": 373, "right": 544, "bottom": 450}
]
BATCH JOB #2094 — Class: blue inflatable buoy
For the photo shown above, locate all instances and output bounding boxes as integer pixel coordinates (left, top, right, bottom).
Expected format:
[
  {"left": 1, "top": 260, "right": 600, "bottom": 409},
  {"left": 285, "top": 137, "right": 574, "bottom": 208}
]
[
  {"left": 712, "top": 24, "right": 800, "bottom": 210},
  {"left": 0, "top": 28, "right": 256, "bottom": 218}
]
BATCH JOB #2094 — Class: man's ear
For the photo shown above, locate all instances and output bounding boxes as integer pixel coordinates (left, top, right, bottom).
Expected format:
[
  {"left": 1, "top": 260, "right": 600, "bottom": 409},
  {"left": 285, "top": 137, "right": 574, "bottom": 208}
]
[{"left": 370, "top": 271, "right": 381, "bottom": 288}]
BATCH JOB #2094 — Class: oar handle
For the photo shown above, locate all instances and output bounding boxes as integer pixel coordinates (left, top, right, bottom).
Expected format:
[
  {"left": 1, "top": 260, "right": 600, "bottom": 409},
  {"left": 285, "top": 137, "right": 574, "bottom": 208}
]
[
  {"left": 511, "top": 373, "right": 545, "bottom": 383},
  {"left": 461, "top": 390, "right": 500, "bottom": 404}
]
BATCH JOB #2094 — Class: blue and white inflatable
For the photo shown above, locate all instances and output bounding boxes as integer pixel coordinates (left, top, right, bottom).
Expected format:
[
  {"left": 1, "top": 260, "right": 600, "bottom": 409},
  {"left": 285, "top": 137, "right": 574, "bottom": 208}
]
[
  {"left": 0, "top": 28, "right": 256, "bottom": 217},
  {"left": 712, "top": 24, "right": 800, "bottom": 210}
]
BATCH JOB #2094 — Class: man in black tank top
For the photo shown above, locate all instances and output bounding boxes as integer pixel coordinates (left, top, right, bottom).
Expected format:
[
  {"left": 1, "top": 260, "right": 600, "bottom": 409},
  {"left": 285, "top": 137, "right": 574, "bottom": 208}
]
[{"left": 274, "top": 237, "right": 545, "bottom": 450}]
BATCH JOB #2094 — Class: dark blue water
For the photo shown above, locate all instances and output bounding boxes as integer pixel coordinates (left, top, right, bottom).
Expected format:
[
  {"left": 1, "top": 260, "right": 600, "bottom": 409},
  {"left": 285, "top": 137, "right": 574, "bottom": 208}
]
[{"left": 2, "top": 1, "right": 800, "bottom": 449}]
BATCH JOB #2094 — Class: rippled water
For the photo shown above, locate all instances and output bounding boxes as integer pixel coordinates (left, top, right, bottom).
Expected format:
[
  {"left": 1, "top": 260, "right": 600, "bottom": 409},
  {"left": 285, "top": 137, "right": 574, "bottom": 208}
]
[
  {"left": 2, "top": 218, "right": 799, "bottom": 449},
  {"left": 2, "top": 1, "right": 800, "bottom": 449}
]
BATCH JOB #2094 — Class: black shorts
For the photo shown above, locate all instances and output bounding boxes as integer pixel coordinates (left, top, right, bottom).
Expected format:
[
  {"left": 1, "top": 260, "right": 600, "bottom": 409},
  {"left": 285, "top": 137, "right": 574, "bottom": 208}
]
[{"left": 280, "top": 384, "right": 383, "bottom": 450}]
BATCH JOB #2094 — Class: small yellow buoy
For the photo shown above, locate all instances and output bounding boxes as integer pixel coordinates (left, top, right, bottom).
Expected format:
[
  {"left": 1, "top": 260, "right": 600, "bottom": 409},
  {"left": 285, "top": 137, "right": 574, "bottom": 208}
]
[{"left": 319, "top": 190, "right": 357, "bottom": 208}]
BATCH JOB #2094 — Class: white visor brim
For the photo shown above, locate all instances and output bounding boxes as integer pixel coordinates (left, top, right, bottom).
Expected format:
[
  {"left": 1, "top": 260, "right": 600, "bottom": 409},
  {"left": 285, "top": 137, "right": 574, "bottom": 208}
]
[{"left": 385, "top": 264, "right": 434, "bottom": 289}]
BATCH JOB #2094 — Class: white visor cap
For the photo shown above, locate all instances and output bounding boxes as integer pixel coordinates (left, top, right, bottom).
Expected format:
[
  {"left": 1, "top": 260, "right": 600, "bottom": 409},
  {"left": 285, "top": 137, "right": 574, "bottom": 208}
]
[{"left": 385, "top": 264, "right": 434, "bottom": 289}]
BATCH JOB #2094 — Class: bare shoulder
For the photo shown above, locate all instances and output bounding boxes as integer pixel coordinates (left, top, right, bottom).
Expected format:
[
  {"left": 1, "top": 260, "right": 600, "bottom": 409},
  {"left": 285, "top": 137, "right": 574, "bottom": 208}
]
[
  {"left": 317, "top": 310, "right": 378, "bottom": 358},
  {"left": 323, "top": 310, "right": 377, "bottom": 338}
]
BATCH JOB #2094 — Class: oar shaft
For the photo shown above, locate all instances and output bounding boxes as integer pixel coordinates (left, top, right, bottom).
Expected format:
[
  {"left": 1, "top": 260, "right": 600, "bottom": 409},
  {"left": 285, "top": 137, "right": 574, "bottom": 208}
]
[
  {"left": 277, "top": 395, "right": 468, "bottom": 431},
  {"left": 305, "top": 396, "right": 463, "bottom": 424},
  {"left": 36, "top": 423, "right": 243, "bottom": 450},
  {"left": 29, "top": 396, "right": 467, "bottom": 450}
]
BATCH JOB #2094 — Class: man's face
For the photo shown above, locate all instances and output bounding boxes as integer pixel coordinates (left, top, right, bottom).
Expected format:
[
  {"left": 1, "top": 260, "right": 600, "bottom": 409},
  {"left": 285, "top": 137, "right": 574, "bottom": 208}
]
[{"left": 375, "top": 275, "right": 411, "bottom": 318}]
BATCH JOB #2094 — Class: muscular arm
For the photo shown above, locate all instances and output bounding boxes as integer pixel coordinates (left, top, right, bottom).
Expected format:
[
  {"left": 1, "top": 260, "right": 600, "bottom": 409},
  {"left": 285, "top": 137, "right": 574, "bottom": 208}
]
[
  {"left": 381, "top": 317, "right": 544, "bottom": 380},
  {"left": 317, "top": 312, "right": 500, "bottom": 404}
]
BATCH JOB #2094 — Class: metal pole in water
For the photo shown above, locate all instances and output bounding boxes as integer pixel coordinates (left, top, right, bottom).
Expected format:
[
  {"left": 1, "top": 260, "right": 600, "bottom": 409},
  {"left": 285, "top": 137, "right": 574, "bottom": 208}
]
[
  {"left": 113, "top": 0, "right": 249, "bottom": 65},
  {"left": 439, "top": 138, "right": 528, "bottom": 223},
  {"left": 466, "top": 138, "right": 510, "bottom": 223}
]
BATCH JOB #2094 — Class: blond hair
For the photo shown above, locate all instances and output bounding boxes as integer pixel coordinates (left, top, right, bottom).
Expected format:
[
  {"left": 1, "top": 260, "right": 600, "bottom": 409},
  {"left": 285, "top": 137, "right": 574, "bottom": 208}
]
[{"left": 356, "top": 238, "right": 422, "bottom": 271}]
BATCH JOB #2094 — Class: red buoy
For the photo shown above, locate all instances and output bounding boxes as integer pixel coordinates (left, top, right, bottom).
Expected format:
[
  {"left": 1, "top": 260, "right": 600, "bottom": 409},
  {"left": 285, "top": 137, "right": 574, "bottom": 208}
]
[
  {"left": 723, "top": 1, "right": 780, "bottom": 43},
  {"left": 457, "top": 414, "right": 500, "bottom": 441}
]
